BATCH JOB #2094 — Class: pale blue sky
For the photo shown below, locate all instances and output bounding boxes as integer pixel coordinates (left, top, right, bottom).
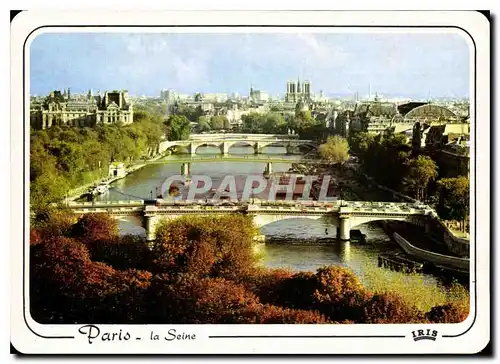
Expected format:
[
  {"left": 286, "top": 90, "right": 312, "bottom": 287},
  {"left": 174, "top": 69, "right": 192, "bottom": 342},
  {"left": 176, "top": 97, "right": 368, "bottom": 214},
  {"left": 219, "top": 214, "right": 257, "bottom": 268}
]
[{"left": 30, "top": 32, "right": 470, "bottom": 98}]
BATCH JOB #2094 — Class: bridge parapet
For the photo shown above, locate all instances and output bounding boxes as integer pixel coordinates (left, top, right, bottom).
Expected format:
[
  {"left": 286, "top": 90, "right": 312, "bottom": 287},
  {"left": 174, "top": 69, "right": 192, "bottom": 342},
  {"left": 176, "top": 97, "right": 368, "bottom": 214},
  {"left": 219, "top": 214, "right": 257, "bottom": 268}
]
[{"left": 68, "top": 200, "right": 145, "bottom": 208}]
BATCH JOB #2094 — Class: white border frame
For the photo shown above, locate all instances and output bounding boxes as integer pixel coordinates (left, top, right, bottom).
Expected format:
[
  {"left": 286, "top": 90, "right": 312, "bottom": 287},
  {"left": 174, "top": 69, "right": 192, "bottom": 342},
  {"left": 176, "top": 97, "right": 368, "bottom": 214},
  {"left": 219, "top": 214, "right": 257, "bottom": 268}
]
[{"left": 10, "top": 10, "right": 490, "bottom": 354}]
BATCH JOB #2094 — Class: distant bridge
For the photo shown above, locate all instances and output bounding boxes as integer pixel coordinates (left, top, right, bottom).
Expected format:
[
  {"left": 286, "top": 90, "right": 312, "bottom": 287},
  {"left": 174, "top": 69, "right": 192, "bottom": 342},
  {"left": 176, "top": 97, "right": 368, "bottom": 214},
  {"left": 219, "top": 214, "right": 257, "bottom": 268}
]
[
  {"left": 188, "top": 133, "right": 300, "bottom": 141},
  {"left": 159, "top": 136, "right": 317, "bottom": 156},
  {"left": 130, "top": 154, "right": 323, "bottom": 166},
  {"left": 65, "top": 200, "right": 436, "bottom": 242}
]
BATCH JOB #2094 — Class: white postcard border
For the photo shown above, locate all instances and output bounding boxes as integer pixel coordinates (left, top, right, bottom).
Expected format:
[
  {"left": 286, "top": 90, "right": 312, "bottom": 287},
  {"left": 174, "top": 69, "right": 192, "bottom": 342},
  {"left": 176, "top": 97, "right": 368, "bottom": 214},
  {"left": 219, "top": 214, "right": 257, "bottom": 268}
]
[{"left": 10, "top": 10, "right": 490, "bottom": 354}]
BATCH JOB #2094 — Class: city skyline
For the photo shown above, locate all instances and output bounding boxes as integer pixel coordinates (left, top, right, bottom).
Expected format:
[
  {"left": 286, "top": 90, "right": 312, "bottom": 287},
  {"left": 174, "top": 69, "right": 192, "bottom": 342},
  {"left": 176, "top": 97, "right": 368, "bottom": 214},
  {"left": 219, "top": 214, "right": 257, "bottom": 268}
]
[{"left": 30, "top": 32, "right": 470, "bottom": 99}]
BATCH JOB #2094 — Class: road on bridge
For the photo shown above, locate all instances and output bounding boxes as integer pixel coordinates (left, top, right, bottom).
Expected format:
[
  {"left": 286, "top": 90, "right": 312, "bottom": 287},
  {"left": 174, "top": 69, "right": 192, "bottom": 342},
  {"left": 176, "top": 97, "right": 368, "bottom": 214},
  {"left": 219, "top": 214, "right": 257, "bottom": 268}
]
[{"left": 131, "top": 154, "right": 327, "bottom": 165}]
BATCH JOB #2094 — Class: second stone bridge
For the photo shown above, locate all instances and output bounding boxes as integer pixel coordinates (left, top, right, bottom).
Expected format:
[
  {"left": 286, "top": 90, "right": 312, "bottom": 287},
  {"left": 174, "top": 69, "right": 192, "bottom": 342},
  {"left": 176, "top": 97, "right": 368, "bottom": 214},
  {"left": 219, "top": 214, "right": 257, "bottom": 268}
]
[{"left": 66, "top": 200, "right": 436, "bottom": 242}]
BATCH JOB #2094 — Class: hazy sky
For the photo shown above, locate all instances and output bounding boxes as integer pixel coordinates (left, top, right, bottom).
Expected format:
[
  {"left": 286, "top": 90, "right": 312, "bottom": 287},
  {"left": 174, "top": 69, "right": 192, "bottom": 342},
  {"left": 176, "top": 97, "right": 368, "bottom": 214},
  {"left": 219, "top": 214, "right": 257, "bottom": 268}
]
[{"left": 29, "top": 32, "right": 470, "bottom": 98}]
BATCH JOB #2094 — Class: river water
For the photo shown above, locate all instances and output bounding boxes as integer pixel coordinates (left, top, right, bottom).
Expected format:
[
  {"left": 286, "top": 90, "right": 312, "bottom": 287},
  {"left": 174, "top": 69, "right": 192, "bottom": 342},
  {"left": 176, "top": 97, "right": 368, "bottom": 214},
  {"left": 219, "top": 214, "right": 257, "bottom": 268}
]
[{"left": 92, "top": 145, "right": 465, "bottom": 310}]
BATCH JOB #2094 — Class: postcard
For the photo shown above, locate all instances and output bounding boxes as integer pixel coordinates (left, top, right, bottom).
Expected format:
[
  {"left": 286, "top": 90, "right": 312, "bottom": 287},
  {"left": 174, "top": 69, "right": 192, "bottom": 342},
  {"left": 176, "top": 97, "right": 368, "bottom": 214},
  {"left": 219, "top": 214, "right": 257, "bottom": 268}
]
[{"left": 10, "top": 10, "right": 490, "bottom": 354}]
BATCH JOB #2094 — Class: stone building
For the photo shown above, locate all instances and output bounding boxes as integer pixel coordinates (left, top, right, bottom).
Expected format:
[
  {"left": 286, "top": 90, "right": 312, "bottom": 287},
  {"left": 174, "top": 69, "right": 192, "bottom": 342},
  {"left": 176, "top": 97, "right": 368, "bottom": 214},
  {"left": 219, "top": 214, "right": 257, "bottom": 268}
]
[
  {"left": 249, "top": 86, "right": 269, "bottom": 103},
  {"left": 31, "top": 89, "right": 134, "bottom": 129},
  {"left": 286, "top": 78, "right": 311, "bottom": 103},
  {"left": 350, "top": 95, "right": 399, "bottom": 134}
]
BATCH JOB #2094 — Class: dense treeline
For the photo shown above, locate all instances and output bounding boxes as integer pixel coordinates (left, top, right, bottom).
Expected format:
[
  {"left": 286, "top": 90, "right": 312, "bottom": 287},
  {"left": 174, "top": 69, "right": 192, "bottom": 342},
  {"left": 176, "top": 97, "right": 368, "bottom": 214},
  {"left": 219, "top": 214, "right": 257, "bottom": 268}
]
[
  {"left": 348, "top": 131, "right": 469, "bottom": 226},
  {"left": 30, "top": 212, "right": 469, "bottom": 324},
  {"left": 174, "top": 103, "right": 328, "bottom": 141},
  {"left": 241, "top": 109, "right": 328, "bottom": 141},
  {"left": 30, "top": 110, "right": 166, "bottom": 213}
]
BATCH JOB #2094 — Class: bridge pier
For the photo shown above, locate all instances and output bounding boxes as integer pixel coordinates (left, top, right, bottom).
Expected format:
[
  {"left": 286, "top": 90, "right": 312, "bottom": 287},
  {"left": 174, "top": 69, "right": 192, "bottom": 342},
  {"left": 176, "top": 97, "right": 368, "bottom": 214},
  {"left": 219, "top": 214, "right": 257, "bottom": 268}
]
[
  {"left": 254, "top": 142, "right": 261, "bottom": 155},
  {"left": 188, "top": 143, "right": 196, "bottom": 156},
  {"left": 263, "top": 162, "right": 273, "bottom": 177},
  {"left": 338, "top": 217, "right": 350, "bottom": 241},
  {"left": 286, "top": 144, "right": 295, "bottom": 155},
  {"left": 181, "top": 163, "right": 191, "bottom": 177},
  {"left": 144, "top": 214, "right": 159, "bottom": 243},
  {"left": 221, "top": 142, "right": 230, "bottom": 155}
]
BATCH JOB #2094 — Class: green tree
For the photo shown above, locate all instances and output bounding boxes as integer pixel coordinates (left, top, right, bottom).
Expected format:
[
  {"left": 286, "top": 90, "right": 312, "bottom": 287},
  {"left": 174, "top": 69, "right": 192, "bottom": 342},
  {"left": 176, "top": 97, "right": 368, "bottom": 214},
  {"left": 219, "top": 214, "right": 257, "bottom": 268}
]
[
  {"left": 262, "top": 113, "right": 286, "bottom": 134},
  {"left": 404, "top": 155, "right": 438, "bottom": 201},
  {"left": 197, "top": 116, "right": 211, "bottom": 133},
  {"left": 210, "top": 115, "right": 228, "bottom": 131},
  {"left": 293, "top": 110, "right": 327, "bottom": 141},
  {"left": 241, "top": 112, "right": 264, "bottom": 133},
  {"left": 318, "top": 136, "right": 350, "bottom": 164},
  {"left": 164, "top": 115, "right": 191, "bottom": 141},
  {"left": 437, "top": 176, "right": 470, "bottom": 231},
  {"left": 348, "top": 132, "right": 376, "bottom": 157}
]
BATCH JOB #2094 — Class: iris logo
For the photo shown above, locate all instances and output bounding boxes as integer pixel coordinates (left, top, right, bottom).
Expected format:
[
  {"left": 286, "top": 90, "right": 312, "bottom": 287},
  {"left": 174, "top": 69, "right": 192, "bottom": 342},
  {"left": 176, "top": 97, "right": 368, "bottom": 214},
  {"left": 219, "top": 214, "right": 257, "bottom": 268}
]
[{"left": 411, "top": 329, "right": 438, "bottom": 341}]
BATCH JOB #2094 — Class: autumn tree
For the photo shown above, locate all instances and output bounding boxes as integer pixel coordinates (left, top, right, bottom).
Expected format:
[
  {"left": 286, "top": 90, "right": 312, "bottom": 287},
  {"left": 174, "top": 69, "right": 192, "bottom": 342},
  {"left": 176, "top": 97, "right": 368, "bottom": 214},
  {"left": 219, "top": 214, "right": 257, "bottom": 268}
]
[
  {"left": 312, "top": 266, "right": 371, "bottom": 322},
  {"left": 151, "top": 215, "right": 257, "bottom": 280},
  {"left": 318, "top": 136, "right": 350, "bottom": 164},
  {"left": 71, "top": 213, "right": 119, "bottom": 246},
  {"left": 240, "top": 304, "right": 329, "bottom": 324},
  {"left": 426, "top": 302, "right": 469, "bottom": 323},
  {"left": 146, "top": 275, "right": 259, "bottom": 324},
  {"left": 404, "top": 155, "right": 438, "bottom": 201},
  {"left": 361, "top": 293, "right": 425, "bottom": 323}
]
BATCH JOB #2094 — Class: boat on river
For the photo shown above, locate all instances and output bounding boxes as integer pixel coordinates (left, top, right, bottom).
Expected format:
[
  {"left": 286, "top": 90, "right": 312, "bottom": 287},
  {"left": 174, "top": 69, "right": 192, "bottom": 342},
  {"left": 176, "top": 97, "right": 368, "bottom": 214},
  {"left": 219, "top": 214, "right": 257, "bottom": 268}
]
[
  {"left": 88, "top": 182, "right": 109, "bottom": 197},
  {"left": 378, "top": 252, "right": 425, "bottom": 273}
]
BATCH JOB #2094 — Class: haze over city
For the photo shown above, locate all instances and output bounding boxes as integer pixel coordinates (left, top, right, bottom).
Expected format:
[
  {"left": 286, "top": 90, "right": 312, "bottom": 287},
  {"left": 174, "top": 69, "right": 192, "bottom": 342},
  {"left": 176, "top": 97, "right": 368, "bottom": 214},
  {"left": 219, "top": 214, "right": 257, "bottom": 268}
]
[{"left": 30, "top": 32, "right": 470, "bottom": 99}]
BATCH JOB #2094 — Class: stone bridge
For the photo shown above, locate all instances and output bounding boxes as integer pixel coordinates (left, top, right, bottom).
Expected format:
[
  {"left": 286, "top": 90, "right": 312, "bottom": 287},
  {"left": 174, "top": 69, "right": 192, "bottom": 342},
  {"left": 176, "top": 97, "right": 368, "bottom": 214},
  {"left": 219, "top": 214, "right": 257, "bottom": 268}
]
[
  {"left": 188, "top": 133, "right": 300, "bottom": 141},
  {"left": 159, "top": 137, "right": 317, "bottom": 156},
  {"left": 65, "top": 200, "right": 436, "bottom": 242}
]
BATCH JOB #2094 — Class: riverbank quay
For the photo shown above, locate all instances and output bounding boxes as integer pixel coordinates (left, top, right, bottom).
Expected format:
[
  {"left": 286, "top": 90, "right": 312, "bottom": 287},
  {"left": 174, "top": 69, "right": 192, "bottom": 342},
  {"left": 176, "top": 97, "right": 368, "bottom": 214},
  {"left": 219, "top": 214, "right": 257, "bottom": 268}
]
[
  {"left": 340, "top": 164, "right": 470, "bottom": 247},
  {"left": 309, "top": 162, "right": 470, "bottom": 264},
  {"left": 63, "top": 152, "right": 169, "bottom": 203},
  {"left": 380, "top": 221, "right": 469, "bottom": 279}
]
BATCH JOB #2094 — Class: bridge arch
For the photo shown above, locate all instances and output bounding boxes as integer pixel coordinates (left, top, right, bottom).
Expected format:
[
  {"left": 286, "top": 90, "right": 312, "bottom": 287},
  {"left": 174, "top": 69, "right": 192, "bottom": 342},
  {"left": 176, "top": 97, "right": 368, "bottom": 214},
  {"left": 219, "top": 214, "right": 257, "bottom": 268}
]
[
  {"left": 164, "top": 144, "right": 190, "bottom": 155},
  {"left": 194, "top": 142, "right": 223, "bottom": 154},
  {"left": 252, "top": 214, "right": 337, "bottom": 229},
  {"left": 257, "top": 142, "right": 289, "bottom": 154},
  {"left": 349, "top": 214, "right": 427, "bottom": 231},
  {"left": 289, "top": 143, "right": 317, "bottom": 154},
  {"left": 226, "top": 141, "right": 256, "bottom": 154}
]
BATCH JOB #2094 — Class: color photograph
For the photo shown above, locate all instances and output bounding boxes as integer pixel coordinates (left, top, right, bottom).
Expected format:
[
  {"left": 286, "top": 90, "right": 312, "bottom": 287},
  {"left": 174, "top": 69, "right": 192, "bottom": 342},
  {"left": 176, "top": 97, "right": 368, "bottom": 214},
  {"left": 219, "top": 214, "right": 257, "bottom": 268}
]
[{"left": 10, "top": 9, "right": 490, "bottom": 355}]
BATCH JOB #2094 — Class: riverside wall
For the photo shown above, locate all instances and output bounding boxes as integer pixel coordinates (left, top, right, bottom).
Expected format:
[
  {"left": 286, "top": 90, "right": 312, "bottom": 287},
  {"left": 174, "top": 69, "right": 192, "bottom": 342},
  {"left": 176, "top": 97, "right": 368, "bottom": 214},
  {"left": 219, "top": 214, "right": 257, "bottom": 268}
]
[
  {"left": 355, "top": 170, "right": 469, "bottom": 258},
  {"left": 393, "top": 232, "right": 470, "bottom": 272}
]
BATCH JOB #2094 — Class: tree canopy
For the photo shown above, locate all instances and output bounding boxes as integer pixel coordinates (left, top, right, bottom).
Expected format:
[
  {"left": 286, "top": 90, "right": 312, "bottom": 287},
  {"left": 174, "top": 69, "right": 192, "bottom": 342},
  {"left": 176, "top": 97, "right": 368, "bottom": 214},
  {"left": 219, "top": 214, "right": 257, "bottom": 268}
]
[
  {"left": 30, "top": 109, "right": 166, "bottom": 214},
  {"left": 404, "top": 155, "right": 439, "bottom": 201},
  {"left": 318, "top": 136, "right": 349, "bottom": 164},
  {"left": 437, "top": 176, "right": 469, "bottom": 227},
  {"left": 164, "top": 115, "right": 191, "bottom": 141},
  {"left": 30, "top": 212, "right": 469, "bottom": 325}
]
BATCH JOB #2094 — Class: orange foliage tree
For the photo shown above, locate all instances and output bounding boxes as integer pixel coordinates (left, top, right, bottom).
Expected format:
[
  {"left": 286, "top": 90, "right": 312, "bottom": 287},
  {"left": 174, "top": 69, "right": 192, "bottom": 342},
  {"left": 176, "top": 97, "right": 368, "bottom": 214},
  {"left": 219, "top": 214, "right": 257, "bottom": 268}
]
[
  {"left": 151, "top": 215, "right": 256, "bottom": 280},
  {"left": 312, "top": 266, "right": 371, "bottom": 322},
  {"left": 29, "top": 211, "right": 468, "bottom": 325},
  {"left": 426, "top": 302, "right": 469, "bottom": 323},
  {"left": 71, "top": 213, "right": 119, "bottom": 245},
  {"left": 361, "top": 293, "right": 426, "bottom": 324}
]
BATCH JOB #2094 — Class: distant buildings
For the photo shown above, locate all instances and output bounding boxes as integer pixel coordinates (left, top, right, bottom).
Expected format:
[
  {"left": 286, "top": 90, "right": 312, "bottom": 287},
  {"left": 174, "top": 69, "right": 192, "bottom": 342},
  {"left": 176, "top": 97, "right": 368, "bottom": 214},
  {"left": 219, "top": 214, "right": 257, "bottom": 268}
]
[
  {"left": 31, "top": 89, "right": 134, "bottom": 129},
  {"left": 285, "top": 78, "right": 312, "bottom": 103},
  {"left": 333, "top": 95, "right": 470, "bottom": 143},
  {"left": 249, "top": 87, "right": 269, "bottom": 103}
]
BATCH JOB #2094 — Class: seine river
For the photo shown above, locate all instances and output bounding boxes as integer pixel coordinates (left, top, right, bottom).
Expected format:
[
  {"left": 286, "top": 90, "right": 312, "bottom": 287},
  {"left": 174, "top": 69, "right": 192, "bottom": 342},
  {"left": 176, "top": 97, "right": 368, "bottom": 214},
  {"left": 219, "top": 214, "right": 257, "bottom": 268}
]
[{"left": 92, "top": 145, "right": 463, "bottom": 309}]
